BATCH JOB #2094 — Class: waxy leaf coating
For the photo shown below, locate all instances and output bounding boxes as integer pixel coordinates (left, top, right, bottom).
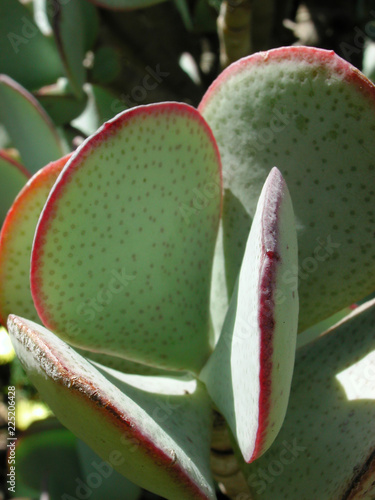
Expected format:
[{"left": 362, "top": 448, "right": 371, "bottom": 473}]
[
  {"left": 31, "top": 102, "right": 222, "bottom": 373},
  {"left": 7, "top": 315, "right": 215, "bottom": 500},
  {"left": 0, "top": 155, "right": 70, "bottom": 326},
  {"left": 243, "top": 299, "right": 375, "bottom": 499},
  {"left": 199, "top": 46, "right": 375, "bottom": 333},
  {"left": 201, "top": 168, "right": 298, "bottom": 463}
]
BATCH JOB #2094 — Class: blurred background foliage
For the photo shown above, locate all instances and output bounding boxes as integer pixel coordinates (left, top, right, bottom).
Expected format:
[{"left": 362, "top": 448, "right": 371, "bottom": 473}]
[{"left": 0, "top": 0, "right": 375, "bottom": 498}]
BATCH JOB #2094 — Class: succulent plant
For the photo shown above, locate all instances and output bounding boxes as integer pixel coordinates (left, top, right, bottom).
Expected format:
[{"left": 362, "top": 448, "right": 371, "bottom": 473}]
[{"left": 1, "top": 45, "right": 375, "bottom": 500}]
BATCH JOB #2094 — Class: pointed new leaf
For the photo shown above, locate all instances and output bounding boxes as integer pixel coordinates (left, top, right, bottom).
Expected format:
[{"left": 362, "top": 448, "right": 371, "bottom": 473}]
[
  {"left": 243, "top": 299, "right": 375, "bottom": 500},
  {"left": 8, "top": 315, "right": 215, "bottom": 500},
  {"left": 0, "top": 75, "right": 65, "bottom": 172},
  {"left": 199, "top": 46, "right": 375, "bottom": 332},
  {"left": 0, "top": 151, "right": 30, "bottom": 225},
  {"left": 31, "top": 103, "right": 222, "bottom": 372},
  {"left": 0, "top": 155, "right": 71, "bottom": 326},
  {"left": 201, "top": 168, "right": 298, "bottom": 463}
]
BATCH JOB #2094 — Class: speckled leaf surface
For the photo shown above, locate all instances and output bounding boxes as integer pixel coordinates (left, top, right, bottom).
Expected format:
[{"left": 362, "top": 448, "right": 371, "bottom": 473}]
[
  {"left": 0, "top": 75, "right": 65, "bottom": 173},
  {"left": 199, "top": 46, "right": 375, "bottom": 333},
  {"left": 243, "top": 298, "right": 375, "bottom": 500},
  {"left": 0, "top": 151, "right": 30, "bottom": 225},
  {"left": 7, "top": 315, "right": 216, "bottom": 500},
  {"left": 200, "top": 168, "right": 298, "bottom": 463},
  {"left": 0, "top": 155, "right": 70, "bottom": 326},
  {"left": 31, "top": 103, "right": 222, "bottom": 373}
]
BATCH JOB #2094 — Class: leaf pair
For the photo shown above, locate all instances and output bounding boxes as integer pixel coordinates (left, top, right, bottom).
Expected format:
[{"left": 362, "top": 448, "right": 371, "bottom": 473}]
[{"left": 3, "top": 97, "right": 298, "bottom": 499}]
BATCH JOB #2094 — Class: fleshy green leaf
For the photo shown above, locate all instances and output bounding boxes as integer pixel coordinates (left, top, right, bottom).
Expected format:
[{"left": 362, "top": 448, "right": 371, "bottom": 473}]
[
  {"left": 15, "top": 419, "right": 142, "bottom": 500},
  {"left": 33, "top": 0, "right": 99, "bottom": 52},
  {"left": 91, "top": 46, "right": 123, "bottom": 85},
  {"left": 0, "top": 151, "right": 30, "bottom": 225},
  {"left": 8, "top": 315, "right": 216, "bottom": 500},
  {"left": 200, "top": 168, "right": 298, "bottom": 463},
  {"left": 242, "top": 298, "right": 375, "bottom": 499},
  {"left": 35, "top": 79, "right": 88, "bottom": 126},
  {"left": 0, "top": 0, "right": 63, "bottom": 90},
  {"left": 47, "top": 0, "right": 87, "bottom": 97},
  {"left": 15, "top": 425, "right": 83, "bottom": 499},
  {"left": 199, "top": 46, "right": 375, "bottom": 333},
  {"left": 0, "top": 154, "right": 70, "bottom": 326},
  {"left": 31, "top": 102, "right": 222, "bottom": 373},
  {"left": 0, "top": 151, "right": 181, "bottom": 377},
  {"left": 0, "top": 75, "right": 65, "bottom": 172}
]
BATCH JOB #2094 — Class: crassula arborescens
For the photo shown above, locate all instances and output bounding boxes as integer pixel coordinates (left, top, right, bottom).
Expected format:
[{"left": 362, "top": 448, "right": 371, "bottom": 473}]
[{"left": 1, "top": 46, "right": 375, "bottom": 500}]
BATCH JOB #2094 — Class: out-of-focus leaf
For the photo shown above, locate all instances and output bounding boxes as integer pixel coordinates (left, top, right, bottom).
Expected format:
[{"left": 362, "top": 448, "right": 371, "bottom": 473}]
[
  {"left": 48, "top": 0, "right": 86, "bottom": 97},
  {"left": 173, "top": 0, "right": 194, "bottom": 31},
  {"left": 72, "top": 84, "right": 124, "bottom": 136},
  {"left": 0, "top": 150, "right": 29, "bottom": 225},
  {"left": 35, "top": 78, "right": 88, "bottom": 125},
  {"left": 0, "top": 75, "right": 65, "bottom": 172},
  {"left": 0, "top": 0, "right": 63, "bottom": 90},
  {"left": 15, "top": 425, "right": 83, "bottom": 498},
  {"left": 91, "top": 46, "right": 123, "bottom": 85},
  {"left": 85, "top": 0, "right": 168, "bottom": 10},
  {"left": 33, "top": 0, "right": 99, "bottom": 50}
]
